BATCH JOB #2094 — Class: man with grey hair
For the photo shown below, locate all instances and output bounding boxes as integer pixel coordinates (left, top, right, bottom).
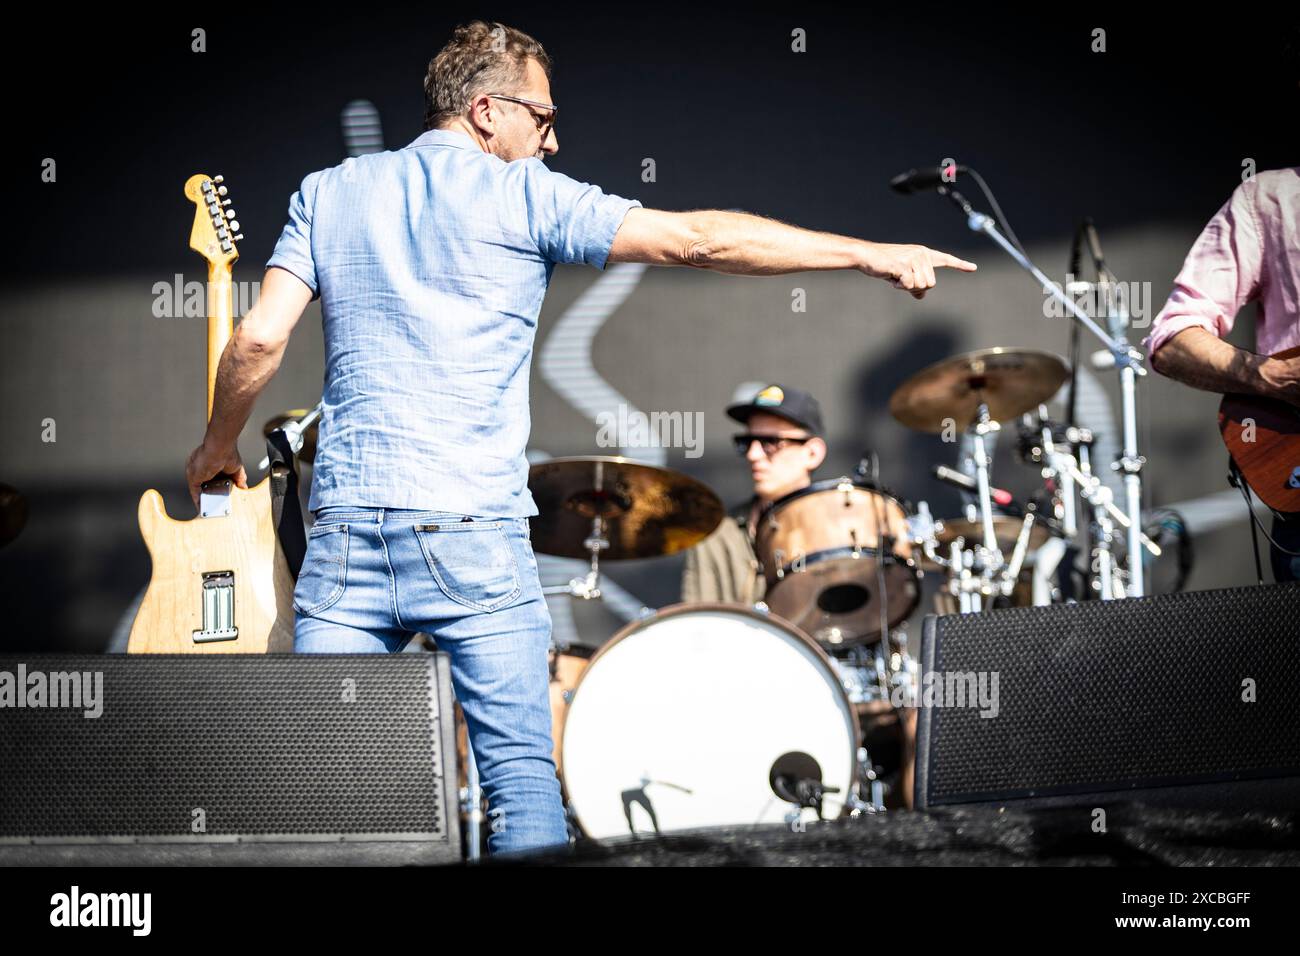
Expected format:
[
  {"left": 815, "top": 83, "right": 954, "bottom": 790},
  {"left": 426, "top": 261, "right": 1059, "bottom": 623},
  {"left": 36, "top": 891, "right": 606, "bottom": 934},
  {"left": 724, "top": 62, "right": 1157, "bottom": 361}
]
[{"left": 184, "top": 20, "right": 976, "bottom": 855}]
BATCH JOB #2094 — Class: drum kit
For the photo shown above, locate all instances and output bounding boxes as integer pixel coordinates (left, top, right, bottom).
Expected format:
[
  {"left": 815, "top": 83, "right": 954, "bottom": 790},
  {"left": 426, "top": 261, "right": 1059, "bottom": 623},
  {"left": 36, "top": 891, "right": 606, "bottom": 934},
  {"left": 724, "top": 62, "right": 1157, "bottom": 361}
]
[{"left": 260, "top": 344, "right": 1162, "bottom": 855}]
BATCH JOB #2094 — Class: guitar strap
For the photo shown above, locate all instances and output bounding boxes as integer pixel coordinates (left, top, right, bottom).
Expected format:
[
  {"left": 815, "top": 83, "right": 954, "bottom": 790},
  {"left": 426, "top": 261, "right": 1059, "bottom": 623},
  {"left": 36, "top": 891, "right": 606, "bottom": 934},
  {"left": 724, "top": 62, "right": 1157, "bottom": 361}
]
[{"left": 265, "top": 430, "right": 307, "bottom": 580}]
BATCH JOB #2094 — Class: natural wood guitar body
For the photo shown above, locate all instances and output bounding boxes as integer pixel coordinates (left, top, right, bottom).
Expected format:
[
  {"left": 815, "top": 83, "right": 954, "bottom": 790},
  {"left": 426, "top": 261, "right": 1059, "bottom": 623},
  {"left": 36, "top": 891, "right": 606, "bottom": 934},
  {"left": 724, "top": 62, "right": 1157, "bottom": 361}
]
[{"left": 128, "top": 478, "right": 296, "bottom": 653}]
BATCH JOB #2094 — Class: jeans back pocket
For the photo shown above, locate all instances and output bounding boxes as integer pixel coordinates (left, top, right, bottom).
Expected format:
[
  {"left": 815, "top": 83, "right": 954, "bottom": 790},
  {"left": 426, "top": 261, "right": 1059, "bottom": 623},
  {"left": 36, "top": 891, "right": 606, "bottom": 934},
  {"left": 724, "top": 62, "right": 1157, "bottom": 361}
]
[
  {"left": 414, "top": 521, "right": 521, "bottom": 613},
  {"left": 293, "top": 523, "right": 349, "bottom": 616}
]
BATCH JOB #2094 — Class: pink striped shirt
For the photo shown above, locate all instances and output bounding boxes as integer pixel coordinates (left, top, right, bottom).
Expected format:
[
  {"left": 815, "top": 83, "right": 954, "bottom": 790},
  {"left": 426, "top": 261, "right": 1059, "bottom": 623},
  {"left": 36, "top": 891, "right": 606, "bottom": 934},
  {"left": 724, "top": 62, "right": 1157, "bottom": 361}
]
[{"left": 1145, "top": 167, "right": 1300, "bottom": 359}]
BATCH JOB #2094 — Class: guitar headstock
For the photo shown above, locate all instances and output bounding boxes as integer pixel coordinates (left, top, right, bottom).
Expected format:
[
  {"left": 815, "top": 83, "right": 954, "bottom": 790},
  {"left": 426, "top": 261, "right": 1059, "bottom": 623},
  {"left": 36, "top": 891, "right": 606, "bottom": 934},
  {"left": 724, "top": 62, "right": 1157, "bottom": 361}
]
[{"left": 184, "top": 173, "right": 244, "bottom": 268}]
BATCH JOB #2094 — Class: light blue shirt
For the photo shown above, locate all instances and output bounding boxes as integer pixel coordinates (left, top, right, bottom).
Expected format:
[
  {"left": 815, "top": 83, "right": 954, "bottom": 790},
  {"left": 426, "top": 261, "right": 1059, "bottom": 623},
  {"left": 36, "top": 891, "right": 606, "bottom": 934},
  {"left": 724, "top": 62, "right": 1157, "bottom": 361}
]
[{"left": 267, "top": 129, "right": 641, "bottom": 516}]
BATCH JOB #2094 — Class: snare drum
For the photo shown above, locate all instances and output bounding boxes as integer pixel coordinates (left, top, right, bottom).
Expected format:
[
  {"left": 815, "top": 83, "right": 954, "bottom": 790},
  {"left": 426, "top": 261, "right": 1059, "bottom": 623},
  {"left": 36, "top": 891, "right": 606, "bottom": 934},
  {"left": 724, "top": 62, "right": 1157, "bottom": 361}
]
[
  {"left": 560, "top": 604, "right": 859, "bottom": 840},
  {"left": 755, "top": 478, "right": 921, "bottom": 646}
]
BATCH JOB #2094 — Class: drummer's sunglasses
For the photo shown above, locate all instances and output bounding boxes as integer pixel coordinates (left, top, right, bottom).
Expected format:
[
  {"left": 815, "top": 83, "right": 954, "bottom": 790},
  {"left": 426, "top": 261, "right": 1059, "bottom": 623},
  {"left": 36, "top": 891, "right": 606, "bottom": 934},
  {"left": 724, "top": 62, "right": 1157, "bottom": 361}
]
[{"left": 733, "top": 433, "right": 812, "bottom": 457}]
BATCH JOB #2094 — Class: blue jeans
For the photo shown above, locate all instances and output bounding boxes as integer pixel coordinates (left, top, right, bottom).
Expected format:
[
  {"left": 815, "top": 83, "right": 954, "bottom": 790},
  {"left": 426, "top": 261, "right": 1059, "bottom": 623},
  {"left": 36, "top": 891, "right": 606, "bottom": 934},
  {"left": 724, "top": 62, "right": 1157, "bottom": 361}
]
[{"left": 292, "top": 507, "right": 569, "bottom": 856}]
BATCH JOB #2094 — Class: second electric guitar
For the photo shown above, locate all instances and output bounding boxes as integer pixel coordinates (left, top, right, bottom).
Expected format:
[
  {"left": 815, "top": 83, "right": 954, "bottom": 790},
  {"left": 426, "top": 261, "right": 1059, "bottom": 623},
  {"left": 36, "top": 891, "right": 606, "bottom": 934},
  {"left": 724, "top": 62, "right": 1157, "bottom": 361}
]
[{"left": 1218, "top": 344, "right": 1300, "bottom": 514}]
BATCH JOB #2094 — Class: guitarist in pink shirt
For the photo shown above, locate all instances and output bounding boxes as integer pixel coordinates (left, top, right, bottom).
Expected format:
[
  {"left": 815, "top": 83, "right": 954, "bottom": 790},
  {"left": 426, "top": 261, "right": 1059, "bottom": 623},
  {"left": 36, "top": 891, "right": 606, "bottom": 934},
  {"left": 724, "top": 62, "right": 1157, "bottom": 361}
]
[{"left": 1146, "top": 167, "right": 1300, "bottom": 581}]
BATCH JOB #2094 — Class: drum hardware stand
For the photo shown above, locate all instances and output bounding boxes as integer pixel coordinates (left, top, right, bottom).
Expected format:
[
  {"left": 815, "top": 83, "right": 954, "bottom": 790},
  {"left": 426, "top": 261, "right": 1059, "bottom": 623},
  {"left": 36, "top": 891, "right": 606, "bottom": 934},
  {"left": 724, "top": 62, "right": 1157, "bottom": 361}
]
[
  {"left": 850, "top": 747, "right": 887, "bottom": 813},
  {"left": 950, "top": 542, "right": 977, "bottom": 612},
  {"left": 1036, "top": 411, "right": 1082, "bottom": 539},
  {"left": 936, "top": 184, "right": 1150, "bottom": 595},
  {"left": 1092, "top": 509, "right": 1118, "bottom": 600},
  {"left": 968, "top": 400, "right": 1003, "bottom": 560},
  {"left": 909, "top": 501, "right": 939, "bottom": 567},
  {"left": 939, "top": 402, "right": 1015, "bottom": 613},
  {"left": 460, "top": 745, "right": 484, "bottom": 862},
  {"left": 541, "top": 515, "right": 608, "bottom": 600},
  {"left": 1027, "top": 411, "right": 1161, "bottom": 599},
  {"left": 872, "top": 547, "right": 891, "bottom": 697},
  {"left": 869, "top": 484, "right": 899, "bottom": 697}
]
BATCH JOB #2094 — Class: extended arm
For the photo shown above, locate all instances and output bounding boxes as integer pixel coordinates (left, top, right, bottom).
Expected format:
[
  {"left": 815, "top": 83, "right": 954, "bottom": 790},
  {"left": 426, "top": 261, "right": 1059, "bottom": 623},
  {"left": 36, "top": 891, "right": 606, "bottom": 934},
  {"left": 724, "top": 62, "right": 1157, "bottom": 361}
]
[
  {"left": 185, "top": 267, "right": 314, "bottom": 506},
  {"left": 606, "top": 207, "right": 976, "bottom": 297}
]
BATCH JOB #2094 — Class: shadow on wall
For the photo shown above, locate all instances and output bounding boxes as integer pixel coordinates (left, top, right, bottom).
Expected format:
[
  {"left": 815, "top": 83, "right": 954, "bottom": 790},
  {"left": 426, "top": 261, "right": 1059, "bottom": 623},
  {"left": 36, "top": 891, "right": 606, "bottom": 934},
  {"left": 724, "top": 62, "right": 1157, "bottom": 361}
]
[{"left": 846, "top": 319, "right": 965, "bottom": 512}]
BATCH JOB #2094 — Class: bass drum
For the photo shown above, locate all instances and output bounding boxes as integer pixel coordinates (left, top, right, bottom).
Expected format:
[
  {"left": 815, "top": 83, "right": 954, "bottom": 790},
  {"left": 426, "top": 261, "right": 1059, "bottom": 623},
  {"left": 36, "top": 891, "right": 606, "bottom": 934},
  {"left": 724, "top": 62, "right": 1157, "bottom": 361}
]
[{"left": 560, "top": 603, "right": 859, "bottom": 840}]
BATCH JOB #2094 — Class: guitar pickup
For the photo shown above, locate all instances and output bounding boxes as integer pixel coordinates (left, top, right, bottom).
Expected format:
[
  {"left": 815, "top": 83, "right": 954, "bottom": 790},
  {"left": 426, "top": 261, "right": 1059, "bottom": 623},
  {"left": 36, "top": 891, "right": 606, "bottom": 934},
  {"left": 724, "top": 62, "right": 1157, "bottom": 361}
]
[{"left": 193, "top": 571, "right": 239, "bottom": 643}]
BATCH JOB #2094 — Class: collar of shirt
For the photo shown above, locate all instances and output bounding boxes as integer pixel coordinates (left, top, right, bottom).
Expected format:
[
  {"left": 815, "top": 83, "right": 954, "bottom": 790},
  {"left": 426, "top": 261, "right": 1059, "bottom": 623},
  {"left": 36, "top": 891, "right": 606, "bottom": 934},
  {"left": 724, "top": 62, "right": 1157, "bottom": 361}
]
[{"left": 406, "top": 128, "right": 476, "bottom": 151}]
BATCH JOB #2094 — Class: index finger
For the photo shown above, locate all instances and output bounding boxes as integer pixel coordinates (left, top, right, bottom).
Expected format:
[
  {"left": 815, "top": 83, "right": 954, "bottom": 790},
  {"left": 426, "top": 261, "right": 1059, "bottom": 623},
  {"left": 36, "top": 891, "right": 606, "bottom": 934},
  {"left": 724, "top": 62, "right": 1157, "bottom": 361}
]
[{"left": 931, "top": 251, "right": 978, "bottom": 272}]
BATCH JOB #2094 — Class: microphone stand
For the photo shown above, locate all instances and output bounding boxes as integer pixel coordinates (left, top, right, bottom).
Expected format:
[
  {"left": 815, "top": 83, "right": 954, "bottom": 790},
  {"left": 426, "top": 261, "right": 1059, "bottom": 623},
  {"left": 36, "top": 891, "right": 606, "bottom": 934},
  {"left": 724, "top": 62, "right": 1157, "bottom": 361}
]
[{"left": 935, "top": 186, "right": 1150, "bottom": 598}]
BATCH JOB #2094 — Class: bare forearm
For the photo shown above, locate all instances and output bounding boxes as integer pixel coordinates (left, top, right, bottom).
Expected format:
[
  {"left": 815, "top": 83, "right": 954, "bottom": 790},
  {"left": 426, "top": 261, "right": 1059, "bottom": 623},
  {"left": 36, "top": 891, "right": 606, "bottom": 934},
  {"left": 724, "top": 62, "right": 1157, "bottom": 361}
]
[
  {"left": 607, "top": 207, "right": 975, "bottom": 295},
  {"left": 687, "top": 210, "right": 870, "bottom": 276},
  {"left": 184, "top": 269, "right": 309, "bottom": 504},
  {"left": 203, "top": 324, "right": 287, "bottom": 450},
  {"left": 1150, "top": 327, "right": 1300, "bottom": 403}
]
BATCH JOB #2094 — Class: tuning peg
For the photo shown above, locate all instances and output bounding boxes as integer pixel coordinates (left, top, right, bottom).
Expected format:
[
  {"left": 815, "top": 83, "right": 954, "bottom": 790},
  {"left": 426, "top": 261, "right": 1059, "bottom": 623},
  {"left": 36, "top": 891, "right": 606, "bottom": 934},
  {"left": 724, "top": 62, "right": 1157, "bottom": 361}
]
[
  {"left": 213, "top": 174, "right": 224, "bottom": 183},
  {"left": 228, "top": 220, "right": 241, "bottom": 232},
  {"left": 222, "top": 198, "right": 231, "bottom": 206},
  {"left": 217, "top": 185, "right": 228, "bottom": 197},
  {"left": 233, "top": 234, "right": 245, "bottom": 242},
  {"left": 224, "top": 208, "right": 237, "bottom": 220}
]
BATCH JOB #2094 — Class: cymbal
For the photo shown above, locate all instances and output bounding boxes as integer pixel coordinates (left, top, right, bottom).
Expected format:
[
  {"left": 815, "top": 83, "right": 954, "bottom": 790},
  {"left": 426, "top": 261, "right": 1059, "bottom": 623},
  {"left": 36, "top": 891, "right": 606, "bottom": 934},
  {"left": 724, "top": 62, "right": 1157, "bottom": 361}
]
[
  {"left": 0, "top": 482, "right": 29, "bottom": 549},
  {"left": 528, "top": 456, "right": 724, "bottom": 560},
  {"left": 889, "top": 347, "right": 1070, "bottom": 433},
  {"left": 262, "top": 409, "right": 319, "bottom": 464}
]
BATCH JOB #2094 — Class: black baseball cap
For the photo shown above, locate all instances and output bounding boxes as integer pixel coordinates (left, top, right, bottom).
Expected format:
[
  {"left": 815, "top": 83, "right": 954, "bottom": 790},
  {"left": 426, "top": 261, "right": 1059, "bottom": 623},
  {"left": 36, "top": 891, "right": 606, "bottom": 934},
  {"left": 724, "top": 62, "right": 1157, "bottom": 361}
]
[{"left": 726, "top": 384, "right": 824, "bottom": 436}]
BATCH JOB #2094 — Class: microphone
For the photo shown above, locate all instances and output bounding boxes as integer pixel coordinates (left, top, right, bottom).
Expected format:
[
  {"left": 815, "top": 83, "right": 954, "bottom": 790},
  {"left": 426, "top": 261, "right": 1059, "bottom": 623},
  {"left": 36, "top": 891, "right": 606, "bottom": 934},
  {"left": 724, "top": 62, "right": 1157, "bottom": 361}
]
[
  {"left": 932, "top": 464, "right": 1014, "bottom": 507},
  {"left": 889, "top": 163, "right": 968, "bottom": 195}
]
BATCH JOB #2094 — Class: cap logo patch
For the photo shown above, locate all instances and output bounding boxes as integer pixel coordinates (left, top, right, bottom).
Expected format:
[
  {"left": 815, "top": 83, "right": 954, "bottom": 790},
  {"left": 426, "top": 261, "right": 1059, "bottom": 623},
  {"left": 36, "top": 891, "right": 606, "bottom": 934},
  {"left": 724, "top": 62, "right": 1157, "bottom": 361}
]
[{"left": 755, "top": 385, "right": 784, "bottom": 406}]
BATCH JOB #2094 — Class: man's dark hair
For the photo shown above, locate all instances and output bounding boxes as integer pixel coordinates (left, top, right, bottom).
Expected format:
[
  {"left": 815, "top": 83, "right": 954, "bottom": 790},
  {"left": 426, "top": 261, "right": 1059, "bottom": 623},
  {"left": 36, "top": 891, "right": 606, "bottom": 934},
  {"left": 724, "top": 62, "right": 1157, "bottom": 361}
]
[{"left": 423, "top": 21, "right": 551, "bottom": 131}]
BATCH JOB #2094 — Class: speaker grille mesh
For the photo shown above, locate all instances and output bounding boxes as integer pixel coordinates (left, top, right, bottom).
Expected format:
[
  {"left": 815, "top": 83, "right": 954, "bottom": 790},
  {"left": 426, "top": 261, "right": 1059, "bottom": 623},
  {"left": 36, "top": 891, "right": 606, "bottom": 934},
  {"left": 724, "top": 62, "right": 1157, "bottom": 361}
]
[
  {"left": 0, "top": 655, "right": 451, "bottom": 841},
  {"left": 922, "top": 583, "right": 1300, "bottom": 805}
]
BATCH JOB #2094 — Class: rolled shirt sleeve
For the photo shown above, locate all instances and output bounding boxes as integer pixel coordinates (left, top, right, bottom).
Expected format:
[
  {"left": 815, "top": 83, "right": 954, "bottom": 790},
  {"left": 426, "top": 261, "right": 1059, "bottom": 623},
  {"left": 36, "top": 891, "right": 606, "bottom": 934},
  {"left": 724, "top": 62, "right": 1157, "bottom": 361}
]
[
  {"left": 516, "top": 159, "right": 641, "bottom": 269},
  {"left": 1144, "top": 179, "right": 1264, "bottom": 357},
  {"left": 266, "top": 172, "right": 321, "bottom": 297}
]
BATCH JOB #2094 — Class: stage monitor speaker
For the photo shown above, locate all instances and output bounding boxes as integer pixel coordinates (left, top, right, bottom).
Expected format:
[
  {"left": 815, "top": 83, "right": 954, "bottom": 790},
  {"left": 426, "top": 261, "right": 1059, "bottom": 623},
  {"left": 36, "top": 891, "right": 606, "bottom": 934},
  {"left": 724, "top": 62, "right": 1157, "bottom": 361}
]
[
  {"left": 914, "top": 582, "right": 1300, "bottom": 811},
  {"left": 0, "top": 654, "right": 460, "bottom": 865}
]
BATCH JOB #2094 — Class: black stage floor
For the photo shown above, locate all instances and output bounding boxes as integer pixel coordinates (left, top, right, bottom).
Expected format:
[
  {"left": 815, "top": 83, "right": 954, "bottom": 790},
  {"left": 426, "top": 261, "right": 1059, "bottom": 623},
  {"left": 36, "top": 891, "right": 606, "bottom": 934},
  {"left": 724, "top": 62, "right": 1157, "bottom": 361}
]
[{"left": 482, "top": 804, "right": 1300, "bottom": 866}]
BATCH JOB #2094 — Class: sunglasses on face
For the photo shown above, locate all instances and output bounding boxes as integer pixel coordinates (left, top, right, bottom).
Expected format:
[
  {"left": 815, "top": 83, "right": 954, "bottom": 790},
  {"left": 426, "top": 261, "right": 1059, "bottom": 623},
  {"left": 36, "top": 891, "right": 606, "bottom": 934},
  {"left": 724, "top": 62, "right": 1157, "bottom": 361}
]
[{"left": 733, "top": 433, "right": 812, "bottom": 457}]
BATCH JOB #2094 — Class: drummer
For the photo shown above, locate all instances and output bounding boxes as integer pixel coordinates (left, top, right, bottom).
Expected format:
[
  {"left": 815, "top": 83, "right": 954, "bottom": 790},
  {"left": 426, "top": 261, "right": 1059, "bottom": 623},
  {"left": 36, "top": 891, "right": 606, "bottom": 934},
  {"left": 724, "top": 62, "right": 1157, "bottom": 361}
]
[{"left": 681, "top": 384, "right": 827, "bottom": 604}]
